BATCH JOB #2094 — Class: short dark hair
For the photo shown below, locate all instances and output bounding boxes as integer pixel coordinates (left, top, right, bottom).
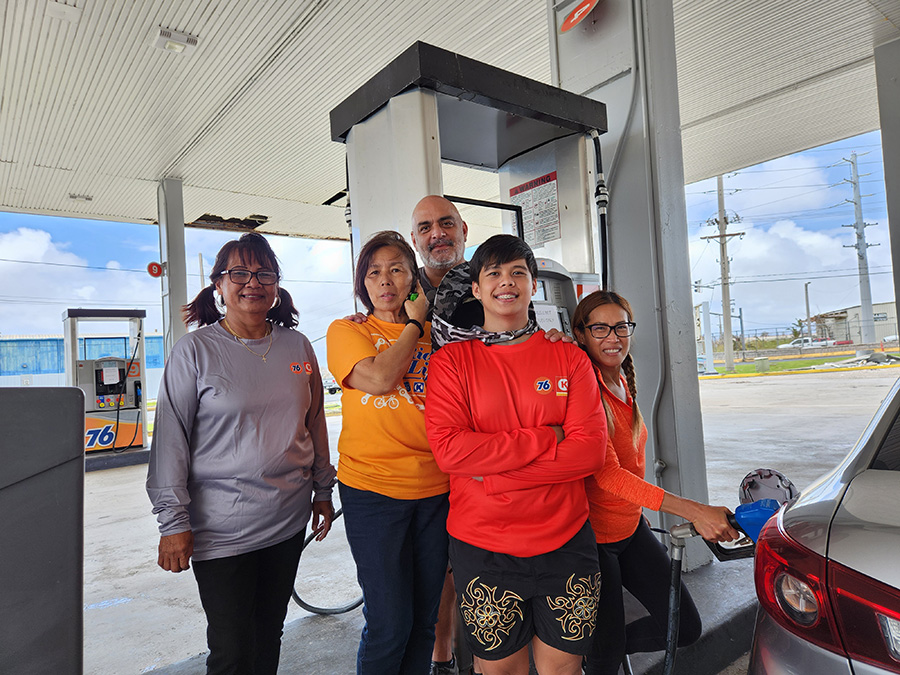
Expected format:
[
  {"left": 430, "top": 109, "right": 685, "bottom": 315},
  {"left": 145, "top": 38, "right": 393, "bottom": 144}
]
[
  {"left": 354, "top": 231, "right": 418, "bottom": 313},
  {"left": 182, "top": 232, "right": 299, "bottom": 328},
  {"left": 469, "top": 234, "right": 537, "bottom": 282}
]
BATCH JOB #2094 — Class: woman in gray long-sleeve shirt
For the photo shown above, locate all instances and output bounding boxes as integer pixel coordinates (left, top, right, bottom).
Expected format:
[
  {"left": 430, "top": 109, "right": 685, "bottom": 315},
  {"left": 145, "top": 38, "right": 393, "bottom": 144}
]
[{"left": 147, "top": 232, "right": 337, "bottom": 675}]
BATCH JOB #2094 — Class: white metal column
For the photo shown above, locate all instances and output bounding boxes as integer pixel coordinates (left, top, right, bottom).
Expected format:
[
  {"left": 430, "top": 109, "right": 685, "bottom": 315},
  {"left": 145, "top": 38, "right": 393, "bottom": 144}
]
[
  {"left": 549, "top": 0, "right": 712, "bottom": 566},
  {"left": 346, "top": 89, "right": 443, "bottom": 245},
  {"left": 157, "top": 178, "right": 188, "bottom": 357},
  {"left": 875, "top": 37, "right": 900, "bottom": 321}
]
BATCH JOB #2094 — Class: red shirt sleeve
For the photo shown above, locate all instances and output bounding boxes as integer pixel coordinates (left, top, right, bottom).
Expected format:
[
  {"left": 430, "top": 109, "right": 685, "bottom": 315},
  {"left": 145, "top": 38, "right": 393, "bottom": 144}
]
[
  {"left": 425, "top": 345, "right": 558, "bottom": 477},
  {"left": 481, "top": 347, "right": 608, "bottom": 494}
]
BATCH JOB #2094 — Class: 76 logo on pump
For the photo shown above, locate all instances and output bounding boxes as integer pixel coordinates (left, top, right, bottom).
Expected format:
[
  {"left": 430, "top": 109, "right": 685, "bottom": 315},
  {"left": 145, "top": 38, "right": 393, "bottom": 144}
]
[{"left": 85, "top": 424, "right": 115, "bottom": 449}]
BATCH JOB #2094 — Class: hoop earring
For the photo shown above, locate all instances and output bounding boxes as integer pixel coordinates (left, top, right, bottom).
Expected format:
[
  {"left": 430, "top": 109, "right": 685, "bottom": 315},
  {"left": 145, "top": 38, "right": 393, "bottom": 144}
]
[
  {"left": 215, "top": 294, "right": 226, "bottom": 309},
  {"left": 271, "top": 294, "right": 281, "bottom": 309}
]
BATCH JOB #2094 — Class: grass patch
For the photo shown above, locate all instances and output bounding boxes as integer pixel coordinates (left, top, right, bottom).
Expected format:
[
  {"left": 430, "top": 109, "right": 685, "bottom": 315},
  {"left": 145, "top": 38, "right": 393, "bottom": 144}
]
[{"left": 715, "top": 357, "right": 839, "bottom": 374}]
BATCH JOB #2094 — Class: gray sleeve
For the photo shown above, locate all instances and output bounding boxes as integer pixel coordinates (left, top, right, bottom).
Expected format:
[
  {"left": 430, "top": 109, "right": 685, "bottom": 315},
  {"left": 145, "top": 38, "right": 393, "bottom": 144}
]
[
  {"left": 303, "top": 336, "right": 337, "bottom": 500},
  {"left": 146, "top": 338, "right": 199, "bottom": 536}
]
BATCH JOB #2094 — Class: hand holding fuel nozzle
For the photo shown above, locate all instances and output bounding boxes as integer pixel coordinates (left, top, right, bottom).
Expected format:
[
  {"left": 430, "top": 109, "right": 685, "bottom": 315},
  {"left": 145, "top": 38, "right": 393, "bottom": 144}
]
[{"left": 668, "top": 468, "right": 798, "bottom": 561}]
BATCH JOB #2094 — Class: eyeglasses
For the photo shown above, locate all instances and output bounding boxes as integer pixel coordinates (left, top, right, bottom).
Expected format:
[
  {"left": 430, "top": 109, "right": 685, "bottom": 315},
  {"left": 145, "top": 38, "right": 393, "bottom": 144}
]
[
  {"left": 583, "top": 322, "right": 636, "bottom": 339},
  {"left": 220, "top": 269, "right": 279, "bottom": 285}
]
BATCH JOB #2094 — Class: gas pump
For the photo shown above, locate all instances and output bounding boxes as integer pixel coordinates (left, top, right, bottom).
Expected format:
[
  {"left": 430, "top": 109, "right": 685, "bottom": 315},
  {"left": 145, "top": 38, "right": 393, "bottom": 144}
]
[
  {"left": 534, "top": 258, "right": 581, "bottom": 336},
  {"left": 63, "top": 309, "right": 149, "bottom": 452},
  {"left": 330, "top": 42, "right": 606, "bottom": 328},
  {"left": 331, "top": 42, "right": 607, "bottom": 286}
]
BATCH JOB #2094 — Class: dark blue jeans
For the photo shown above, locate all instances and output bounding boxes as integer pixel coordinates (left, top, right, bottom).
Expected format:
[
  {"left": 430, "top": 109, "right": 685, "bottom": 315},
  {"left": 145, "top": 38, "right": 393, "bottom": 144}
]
[{"left": 339, "top": 482, "right": 450, "bottom": 675}]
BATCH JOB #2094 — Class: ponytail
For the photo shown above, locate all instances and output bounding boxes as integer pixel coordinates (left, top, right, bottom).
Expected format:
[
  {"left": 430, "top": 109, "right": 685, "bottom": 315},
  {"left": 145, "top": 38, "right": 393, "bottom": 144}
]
[
  {"left": 267, "top": 287, "right": 299, "bottom": 328},
  {"left": 182, "top": 285, "right": 221, "bottom": 328}
]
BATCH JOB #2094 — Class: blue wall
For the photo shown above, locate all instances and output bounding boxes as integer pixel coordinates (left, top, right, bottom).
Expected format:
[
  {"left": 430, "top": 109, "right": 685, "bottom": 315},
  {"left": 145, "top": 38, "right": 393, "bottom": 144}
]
[{"left": 0, "top": 336, "right": 165, "bottom": 376}]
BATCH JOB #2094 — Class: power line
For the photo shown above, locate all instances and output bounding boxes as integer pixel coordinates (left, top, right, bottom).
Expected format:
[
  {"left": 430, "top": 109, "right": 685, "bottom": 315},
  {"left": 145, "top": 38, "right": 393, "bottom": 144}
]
[
  {"left": 730, "top": 269, "right": 892, "bottom": 285},
  {"left": 0, "top": 257, "right": 351, "bottom": 284}
]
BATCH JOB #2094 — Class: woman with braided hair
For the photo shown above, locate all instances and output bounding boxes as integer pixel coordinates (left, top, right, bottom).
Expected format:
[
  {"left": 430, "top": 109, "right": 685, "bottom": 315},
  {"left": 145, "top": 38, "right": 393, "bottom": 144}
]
[{"left": 572, "top": 290, "right": 739, "bottom": 675}]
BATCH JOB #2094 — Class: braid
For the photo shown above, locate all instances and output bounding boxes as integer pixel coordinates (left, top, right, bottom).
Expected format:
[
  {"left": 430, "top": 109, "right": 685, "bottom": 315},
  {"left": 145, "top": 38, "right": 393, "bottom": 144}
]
[
  {"left": 621, "top": 354, "right": 643, "bottom": 440},
  {"left": 598, "top": 387, "right": 615, "bottom": 439}
]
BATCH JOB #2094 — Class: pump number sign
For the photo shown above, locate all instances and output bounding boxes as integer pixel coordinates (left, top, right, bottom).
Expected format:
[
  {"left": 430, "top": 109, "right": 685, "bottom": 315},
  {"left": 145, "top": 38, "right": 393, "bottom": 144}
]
[
  {"left": 561, "top": 0, "right": 601, "bottom": 32},
  {"left": 510, "top": 171, "right": 562, "bottom": 248}
]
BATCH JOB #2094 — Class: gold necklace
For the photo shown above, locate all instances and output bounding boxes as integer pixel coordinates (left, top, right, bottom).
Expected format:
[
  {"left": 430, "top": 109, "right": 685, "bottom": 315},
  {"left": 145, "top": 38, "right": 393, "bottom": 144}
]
[{"left": 222, "top": 318, "right": 273, "bottom": 363}]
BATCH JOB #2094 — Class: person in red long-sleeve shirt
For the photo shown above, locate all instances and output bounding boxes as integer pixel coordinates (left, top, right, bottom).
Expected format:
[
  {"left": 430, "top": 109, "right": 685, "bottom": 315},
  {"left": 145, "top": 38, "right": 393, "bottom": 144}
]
[
  {"left": 426, "top": 234, "right": 608, "bottom": 675},
  {"left": 572, "top": 290, "right": 740, "bottom": 675}
]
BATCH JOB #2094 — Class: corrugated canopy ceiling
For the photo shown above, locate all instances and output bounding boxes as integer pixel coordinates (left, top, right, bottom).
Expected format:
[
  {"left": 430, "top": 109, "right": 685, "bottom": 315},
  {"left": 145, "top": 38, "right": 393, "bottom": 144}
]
[{"left": 1, "top": 0, "right": 898, "bottom": 240}]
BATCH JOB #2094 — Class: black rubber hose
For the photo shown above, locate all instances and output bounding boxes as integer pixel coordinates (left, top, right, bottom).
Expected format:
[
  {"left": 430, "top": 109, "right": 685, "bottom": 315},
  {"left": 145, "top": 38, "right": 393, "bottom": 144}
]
[
  {"left": 591, "top": 131, "right": 609, "bottom": 290},
  {"left": 663, "top": 554, "right": 683, "bottom": 675}
]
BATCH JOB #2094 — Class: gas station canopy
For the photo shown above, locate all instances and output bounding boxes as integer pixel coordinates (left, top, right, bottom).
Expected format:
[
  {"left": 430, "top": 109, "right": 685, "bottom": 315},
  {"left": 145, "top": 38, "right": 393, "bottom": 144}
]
[{"left": 1, "top": 0, "right": 897, "bottom": 239}]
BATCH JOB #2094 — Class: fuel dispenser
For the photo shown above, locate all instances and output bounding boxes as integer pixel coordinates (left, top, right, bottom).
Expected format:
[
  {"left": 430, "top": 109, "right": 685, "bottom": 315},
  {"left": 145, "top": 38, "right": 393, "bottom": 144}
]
[
  {"left": 330, "top": 42, "right": 606, "bottom": 336},
  {"left": 534, "top": 258, "right": 581, "bottom": 336},
  {"left": 63, "top": 309, "right": 148, "bottom": 452},
  {"left": 331, "top": 41, "right": 607, "bottom": 296}
]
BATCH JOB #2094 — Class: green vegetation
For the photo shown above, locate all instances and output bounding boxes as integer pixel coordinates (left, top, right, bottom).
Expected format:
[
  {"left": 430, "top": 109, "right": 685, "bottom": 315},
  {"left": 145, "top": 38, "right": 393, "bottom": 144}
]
[{"left": 711, "top": 357, "right": 850, "bottom": 375}]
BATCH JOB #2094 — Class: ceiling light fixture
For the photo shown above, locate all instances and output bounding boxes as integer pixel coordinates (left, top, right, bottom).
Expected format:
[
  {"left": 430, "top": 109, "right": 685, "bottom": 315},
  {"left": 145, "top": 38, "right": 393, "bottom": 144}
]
[
  {"left": 46, "top": 1, "right": 81, "bottom": 25},
  {"left": 69, "top": 193, "right": 93, "bottom": 202},
  {"left": 154, "top": 28, "right": 199, "bottom": 56}
]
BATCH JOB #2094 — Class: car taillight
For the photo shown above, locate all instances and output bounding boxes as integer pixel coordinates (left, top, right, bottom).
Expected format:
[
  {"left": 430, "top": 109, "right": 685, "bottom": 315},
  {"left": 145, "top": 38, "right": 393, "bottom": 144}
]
[
  {"left": 753, "top": 514, "right": 844, "bottom": 654},
  {"left": 755, "top": 513, "right": 900, "bottom": 674},
  {"left": 830, "top": 561, "right": 900, "bottom": 673}
]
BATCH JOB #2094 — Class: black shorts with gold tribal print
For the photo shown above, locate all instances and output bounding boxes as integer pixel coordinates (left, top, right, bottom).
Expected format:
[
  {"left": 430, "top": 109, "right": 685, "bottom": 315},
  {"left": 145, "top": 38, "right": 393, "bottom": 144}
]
[{"left": 449, "top": 520, "right": 602, "bottom": 661}]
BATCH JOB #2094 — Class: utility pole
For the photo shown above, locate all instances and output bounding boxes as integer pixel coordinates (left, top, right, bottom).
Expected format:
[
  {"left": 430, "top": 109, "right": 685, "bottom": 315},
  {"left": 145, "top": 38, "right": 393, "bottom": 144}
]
[
  {"left": 701, "top": 176, "right": 744, "bottom": 372},
  {"left": 843, "top": 152, "right": 878, "bottom": 344},
  {"left": 805, "top": 282, "right": 812, "bottom": 339}
]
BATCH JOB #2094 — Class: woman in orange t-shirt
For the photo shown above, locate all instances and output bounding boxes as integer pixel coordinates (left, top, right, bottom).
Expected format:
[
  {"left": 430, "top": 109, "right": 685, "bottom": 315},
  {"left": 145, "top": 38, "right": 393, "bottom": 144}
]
[
  {"left": 326, "top": 230, "right": 449, "bottom": 675},
  {"left": 573, "top": 290, "right": 739, "bottom": 675}
]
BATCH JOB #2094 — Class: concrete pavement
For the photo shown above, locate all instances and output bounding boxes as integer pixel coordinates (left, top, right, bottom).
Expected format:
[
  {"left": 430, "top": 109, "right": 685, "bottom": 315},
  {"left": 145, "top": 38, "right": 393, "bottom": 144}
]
[{"left": 80, "top": 368, "right": 900, "bottom": 674}]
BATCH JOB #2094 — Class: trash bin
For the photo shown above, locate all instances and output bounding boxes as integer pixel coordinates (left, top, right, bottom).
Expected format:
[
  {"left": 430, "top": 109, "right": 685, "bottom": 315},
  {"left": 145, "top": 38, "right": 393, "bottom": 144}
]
[
  {"left": 1, "top": 387, "right": 84, "bottom": 674},
  {"left": 754, "top": 357, "right": 769, "bottom": 373}
]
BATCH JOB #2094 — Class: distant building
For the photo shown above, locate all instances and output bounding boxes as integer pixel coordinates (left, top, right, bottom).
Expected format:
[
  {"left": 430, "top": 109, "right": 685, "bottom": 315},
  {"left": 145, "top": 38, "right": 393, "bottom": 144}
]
[
  {"left": 813, "top": 301, "right": 897, "bottom": 344},
  {"left": 0, "top": 334, "right": 165, "bottom": 394}
]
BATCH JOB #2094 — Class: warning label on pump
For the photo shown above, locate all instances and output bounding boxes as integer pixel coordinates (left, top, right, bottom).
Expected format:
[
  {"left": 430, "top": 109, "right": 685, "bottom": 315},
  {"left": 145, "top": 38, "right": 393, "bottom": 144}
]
[{"left": 509, "top": 171, "right": 561, "bottom": 248}]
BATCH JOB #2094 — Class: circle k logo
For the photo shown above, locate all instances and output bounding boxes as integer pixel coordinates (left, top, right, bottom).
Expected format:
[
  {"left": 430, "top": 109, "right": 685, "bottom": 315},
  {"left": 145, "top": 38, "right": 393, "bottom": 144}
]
[
  {"left": 557, "top": 378, "right": 569, "bottom": 396},
  {"left": 534, "top": 377, "right": 552, "bottom": 394}
]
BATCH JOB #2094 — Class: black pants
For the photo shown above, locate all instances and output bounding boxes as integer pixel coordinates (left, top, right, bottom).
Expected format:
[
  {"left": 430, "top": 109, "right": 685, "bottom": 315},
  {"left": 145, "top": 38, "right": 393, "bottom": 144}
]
[
  {"left": 192, "top": 529, "right": 305, "bottom": 675},
  {"left": 584, "top": 519, "right": 702, "bottom": 675}
]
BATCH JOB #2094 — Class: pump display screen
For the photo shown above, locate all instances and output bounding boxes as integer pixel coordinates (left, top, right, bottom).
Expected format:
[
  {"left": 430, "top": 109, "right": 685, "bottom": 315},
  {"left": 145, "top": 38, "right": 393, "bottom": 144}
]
[
  {"left": 533, "top": 280, "right": 547, "bottom": 302},
  {"left": 94, "top": 361, "right": 125, "bottom": 395}
]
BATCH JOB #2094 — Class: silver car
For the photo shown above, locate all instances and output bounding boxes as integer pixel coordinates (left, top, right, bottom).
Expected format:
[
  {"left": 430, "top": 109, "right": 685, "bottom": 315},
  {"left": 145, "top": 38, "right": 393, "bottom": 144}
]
[{"left": 749, "top": 378, "right": 900, "bottom": 673}]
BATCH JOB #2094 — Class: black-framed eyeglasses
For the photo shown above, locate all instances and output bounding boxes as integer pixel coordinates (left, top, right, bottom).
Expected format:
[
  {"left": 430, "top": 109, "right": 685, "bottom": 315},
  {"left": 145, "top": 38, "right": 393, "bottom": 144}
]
[
  {"left": 583, "top": 322, "right": 636, "bottom": 339},
  {"left": 220, "top": 269, "right": 279, "bottom": 285}
]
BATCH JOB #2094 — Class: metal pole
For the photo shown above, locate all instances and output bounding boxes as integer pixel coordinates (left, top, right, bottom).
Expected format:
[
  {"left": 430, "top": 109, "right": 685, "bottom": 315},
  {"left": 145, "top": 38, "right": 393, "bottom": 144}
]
[
  {"left": 844, "top": 152, "right": 877, "bottom": 343},
  {"left": 805, "top": 282, "right": 812, "bottom": 339},
  {"left": 717, "top": 176, "right": 735, "bottom": 372}
]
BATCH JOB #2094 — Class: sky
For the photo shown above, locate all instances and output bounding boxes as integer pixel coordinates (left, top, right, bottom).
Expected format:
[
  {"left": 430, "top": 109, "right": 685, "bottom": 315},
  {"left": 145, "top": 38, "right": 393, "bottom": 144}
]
[
  {"left": 0, "top": 218, "right": 355, "bottom": 366},
  {"left": 685, "top": 130, "right": 891, "bottom": 338},
  {"left": 0, "top": 129, "right": 892, "bottom": 355}
]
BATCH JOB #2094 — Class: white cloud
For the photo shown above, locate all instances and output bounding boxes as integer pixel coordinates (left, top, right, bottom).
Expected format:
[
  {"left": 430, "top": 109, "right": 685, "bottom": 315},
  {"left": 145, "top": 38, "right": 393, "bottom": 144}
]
[
  {"left": 0, "top": 227, "right": 163, "bottom": 337},
  {"left": 689, "top": 216, "right": 894, "bottom": 336}
]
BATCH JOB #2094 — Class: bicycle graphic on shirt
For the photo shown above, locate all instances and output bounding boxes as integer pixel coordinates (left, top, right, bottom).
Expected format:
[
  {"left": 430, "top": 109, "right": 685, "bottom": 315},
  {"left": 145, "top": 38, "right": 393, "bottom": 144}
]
[
  {"left": 360, "top": 392, "right": 400, "bottom": 409},
  {"left": 360, "top": 383, "right": 418, "bottom": 410}
]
